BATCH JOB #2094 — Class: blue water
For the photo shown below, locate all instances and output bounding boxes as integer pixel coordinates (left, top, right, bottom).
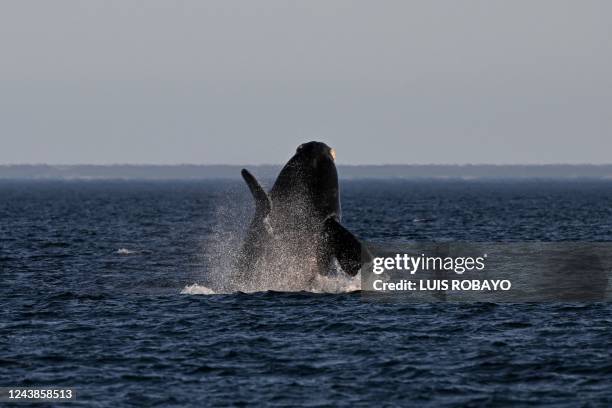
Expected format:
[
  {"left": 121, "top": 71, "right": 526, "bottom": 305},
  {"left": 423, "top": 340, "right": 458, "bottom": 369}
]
[{"left": 2, "top": 180, "right": 612, "bottom": 406}]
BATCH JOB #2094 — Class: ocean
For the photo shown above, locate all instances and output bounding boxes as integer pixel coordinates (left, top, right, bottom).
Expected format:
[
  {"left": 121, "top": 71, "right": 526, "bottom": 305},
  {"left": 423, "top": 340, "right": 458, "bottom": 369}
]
[{"left": 1, "top": 179, "right": 612, "bottom": 406}]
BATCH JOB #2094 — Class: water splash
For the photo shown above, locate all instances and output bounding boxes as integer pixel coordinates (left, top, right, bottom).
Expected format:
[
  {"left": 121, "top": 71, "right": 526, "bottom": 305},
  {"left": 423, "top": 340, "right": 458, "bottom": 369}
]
[
  {"left": 183, "top": 186, "right": 361, "bottom": 295},
  {"left": 181, "top": 284, "right": 216, "bottom": 295},
  {"left": 181, "top": 273, "right": 361, "bottom": 295}
]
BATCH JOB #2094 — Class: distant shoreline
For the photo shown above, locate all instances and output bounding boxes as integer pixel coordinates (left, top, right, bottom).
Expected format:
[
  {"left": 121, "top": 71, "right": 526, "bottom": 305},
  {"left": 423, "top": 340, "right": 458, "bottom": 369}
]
[{"left": 1, "top": 164, "right": 612, "bottom": 180}]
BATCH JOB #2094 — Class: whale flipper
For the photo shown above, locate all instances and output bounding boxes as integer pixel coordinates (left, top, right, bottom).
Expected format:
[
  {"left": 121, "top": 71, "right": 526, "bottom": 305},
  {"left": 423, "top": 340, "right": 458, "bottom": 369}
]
[
  {"left": 238, "top": 169, "right": 273, "bottom": 276},
  {"left": 323, "top": 217, "right": 368, "bottom": 277},
  {"left": 241, "top": 169, "right": 271, "bottom": 219}
]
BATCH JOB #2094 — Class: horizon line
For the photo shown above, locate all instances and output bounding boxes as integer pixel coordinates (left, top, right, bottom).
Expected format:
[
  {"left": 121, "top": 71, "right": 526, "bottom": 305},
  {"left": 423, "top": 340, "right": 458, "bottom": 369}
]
[{"left": 3, "top": 163, "right": 612, "bottom": 167}]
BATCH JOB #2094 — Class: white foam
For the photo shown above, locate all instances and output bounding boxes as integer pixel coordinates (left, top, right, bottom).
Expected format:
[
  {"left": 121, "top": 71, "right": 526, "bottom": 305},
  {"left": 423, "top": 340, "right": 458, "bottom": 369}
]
[
  {"left": 308, "top": 273, "right": 361, "bottom": 293},
  {"left": 181, "top": 284, "right": 217, "bottom": 295},
  {"left": 116, "top": 248, "right": 136, "bottom": 255},
  {"left": 181, "top": 272, "right": 360, "bottom": 295}
]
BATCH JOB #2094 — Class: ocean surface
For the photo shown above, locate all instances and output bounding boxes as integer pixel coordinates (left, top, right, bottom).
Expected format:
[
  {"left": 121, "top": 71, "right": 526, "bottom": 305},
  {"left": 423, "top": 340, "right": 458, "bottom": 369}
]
[{"left": 1, "top": 180, "right": 612, "bottom": 406}]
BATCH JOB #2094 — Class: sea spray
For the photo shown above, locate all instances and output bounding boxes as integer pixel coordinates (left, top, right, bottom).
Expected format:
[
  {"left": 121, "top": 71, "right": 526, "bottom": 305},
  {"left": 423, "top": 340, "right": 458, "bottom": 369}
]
[{"left": 183, "top": 184, "right": 361, "bottom": 294}]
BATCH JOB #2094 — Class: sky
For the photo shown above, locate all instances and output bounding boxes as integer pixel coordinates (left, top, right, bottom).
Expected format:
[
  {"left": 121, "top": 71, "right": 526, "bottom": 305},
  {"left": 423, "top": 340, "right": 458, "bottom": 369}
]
[{"left": 0, "top": 0, "right": 610, "bottom": 165}]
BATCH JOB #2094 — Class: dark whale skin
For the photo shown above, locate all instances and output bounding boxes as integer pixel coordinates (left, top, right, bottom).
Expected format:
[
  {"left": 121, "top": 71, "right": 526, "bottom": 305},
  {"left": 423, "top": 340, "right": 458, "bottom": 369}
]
[
  {"left": 270, "top": 142, "right": 340, "bottom": 232},
  {"left": 238, "top": 141, "right": 366, "bottom": 284}
]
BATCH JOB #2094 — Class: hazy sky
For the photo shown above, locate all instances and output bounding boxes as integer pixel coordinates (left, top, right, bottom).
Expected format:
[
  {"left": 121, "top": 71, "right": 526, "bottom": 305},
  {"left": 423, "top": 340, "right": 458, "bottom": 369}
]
[{"left": 1, "top": 1, "right": 610, "bottom": 164}]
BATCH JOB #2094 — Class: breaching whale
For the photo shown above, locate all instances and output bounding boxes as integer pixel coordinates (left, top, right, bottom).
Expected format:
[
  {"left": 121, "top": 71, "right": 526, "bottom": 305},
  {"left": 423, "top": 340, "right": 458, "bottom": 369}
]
[{"left": 237, "top": 141, "right": 368, "bottom": 287}]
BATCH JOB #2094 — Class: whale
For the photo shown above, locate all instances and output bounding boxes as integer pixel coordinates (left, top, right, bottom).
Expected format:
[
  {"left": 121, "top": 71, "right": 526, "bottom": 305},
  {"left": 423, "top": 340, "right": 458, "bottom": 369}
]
[{"left": 237, "top": 141, "right": 368, "bottom": 287}]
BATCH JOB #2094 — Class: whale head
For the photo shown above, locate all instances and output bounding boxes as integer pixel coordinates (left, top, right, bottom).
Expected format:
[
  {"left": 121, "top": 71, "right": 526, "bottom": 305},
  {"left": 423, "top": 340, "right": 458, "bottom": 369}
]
[{"left": 271, "top": 141, "right": 341, "bottom": 226}]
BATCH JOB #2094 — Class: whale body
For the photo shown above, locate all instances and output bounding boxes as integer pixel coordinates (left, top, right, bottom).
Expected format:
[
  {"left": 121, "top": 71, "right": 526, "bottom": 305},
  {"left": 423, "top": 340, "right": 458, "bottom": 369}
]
[{"left": 237, "top": 141, "right": 367, "bottom": 288}]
